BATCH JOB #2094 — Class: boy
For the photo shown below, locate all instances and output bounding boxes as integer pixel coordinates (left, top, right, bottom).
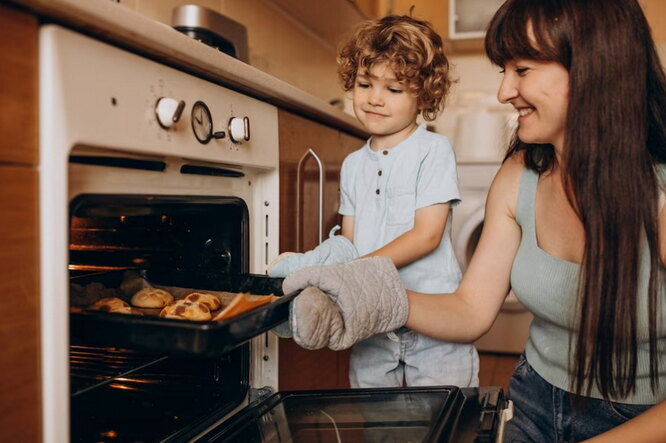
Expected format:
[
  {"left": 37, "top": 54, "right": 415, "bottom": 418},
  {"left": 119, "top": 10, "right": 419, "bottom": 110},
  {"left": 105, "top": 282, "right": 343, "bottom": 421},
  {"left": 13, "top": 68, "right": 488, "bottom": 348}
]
[{"left": 271, "top": 14, "right": 478, "bottom": 388}]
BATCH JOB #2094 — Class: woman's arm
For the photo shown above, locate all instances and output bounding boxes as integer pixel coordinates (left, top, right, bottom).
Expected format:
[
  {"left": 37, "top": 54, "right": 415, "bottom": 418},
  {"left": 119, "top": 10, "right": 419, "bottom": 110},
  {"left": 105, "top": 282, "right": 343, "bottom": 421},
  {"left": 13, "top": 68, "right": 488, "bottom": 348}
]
[
  {"left": 583, "top": 400, "right": 666, "bottom": 442},
  {"left": 405, "top": 156, "right": 525, "bottom": 343}
]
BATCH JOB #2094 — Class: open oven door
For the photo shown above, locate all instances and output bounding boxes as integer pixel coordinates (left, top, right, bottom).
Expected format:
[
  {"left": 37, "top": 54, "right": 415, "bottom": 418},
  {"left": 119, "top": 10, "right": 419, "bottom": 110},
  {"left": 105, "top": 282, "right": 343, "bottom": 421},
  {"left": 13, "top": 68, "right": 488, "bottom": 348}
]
[{"left": 188, "top": 385, "right": 513, "bottom": 443}]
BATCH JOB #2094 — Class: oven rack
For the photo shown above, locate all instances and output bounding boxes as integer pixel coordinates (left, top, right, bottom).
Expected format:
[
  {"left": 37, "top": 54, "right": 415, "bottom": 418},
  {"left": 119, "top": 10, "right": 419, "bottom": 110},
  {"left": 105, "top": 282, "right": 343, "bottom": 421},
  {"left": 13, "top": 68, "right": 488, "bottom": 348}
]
[{"left": 70, "top": 345, "right": 169, "bottom": 395}]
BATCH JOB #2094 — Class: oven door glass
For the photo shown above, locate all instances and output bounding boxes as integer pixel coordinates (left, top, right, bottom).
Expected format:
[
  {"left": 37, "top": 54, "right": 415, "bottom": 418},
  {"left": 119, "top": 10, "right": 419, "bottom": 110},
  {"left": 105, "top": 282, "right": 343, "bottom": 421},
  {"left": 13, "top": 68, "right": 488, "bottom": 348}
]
[{"left": 194, "top": 386, "right": 506, "bottom": 442}]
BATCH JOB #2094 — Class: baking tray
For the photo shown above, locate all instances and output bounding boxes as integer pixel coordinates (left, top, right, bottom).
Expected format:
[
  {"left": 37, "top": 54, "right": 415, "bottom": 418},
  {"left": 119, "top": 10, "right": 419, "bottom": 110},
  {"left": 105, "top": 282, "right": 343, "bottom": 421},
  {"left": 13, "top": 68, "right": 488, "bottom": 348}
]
[{"left": 69, "top": 269, "right": 293, "bottom": 357}]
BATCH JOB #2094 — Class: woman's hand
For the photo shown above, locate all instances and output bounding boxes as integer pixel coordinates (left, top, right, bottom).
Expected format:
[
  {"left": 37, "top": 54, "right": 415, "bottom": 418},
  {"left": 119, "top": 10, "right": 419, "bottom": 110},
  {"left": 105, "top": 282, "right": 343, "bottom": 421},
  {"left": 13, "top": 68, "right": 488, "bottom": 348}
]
[{"left": 282, "top": 256, "right": 409, "bottom": 350}]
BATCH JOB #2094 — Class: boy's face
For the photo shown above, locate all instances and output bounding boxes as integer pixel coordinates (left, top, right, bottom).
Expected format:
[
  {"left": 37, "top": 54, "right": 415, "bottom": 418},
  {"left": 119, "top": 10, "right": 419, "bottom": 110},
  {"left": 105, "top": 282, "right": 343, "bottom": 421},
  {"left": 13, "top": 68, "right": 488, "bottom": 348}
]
[{"left": 352, "top": 63, "right": 420, "bottom": 147}]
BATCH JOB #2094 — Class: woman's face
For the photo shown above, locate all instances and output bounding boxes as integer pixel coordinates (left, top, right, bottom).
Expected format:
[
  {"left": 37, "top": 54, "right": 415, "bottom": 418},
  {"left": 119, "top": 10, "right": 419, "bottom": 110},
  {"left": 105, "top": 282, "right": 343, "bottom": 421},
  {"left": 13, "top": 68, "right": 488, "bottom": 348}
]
[{"left": 497, "top": 59, "right": 570, "bottom": 151}]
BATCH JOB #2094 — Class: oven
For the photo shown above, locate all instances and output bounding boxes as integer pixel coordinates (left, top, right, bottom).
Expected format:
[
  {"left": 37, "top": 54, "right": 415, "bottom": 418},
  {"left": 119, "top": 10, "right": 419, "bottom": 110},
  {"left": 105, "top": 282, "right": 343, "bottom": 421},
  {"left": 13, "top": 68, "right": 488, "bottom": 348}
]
[{"left": 39, "top": 24, "right": 512, "bottom": 443}]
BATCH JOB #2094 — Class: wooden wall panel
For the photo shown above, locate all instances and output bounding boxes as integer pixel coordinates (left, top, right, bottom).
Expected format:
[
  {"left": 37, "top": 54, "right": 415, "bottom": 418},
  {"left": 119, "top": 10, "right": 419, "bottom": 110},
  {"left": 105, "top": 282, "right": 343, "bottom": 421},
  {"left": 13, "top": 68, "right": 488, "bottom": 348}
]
[
  {"left": 0, "top": 4, "right": 41, "bottom": 441},
  {"left": 0, "top": 166, "right": 40, "bottom": 441},
  {"left": 0, "top": 5, "right": 38, "bottom": 165}
]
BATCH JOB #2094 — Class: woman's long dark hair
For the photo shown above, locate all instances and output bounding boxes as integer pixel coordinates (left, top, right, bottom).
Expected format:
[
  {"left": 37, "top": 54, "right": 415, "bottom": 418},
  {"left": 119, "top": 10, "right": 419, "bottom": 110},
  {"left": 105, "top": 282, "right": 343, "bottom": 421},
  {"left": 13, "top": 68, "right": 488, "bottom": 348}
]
[{"left": 485, "top": 0, "right": 666, "bottom": 400}]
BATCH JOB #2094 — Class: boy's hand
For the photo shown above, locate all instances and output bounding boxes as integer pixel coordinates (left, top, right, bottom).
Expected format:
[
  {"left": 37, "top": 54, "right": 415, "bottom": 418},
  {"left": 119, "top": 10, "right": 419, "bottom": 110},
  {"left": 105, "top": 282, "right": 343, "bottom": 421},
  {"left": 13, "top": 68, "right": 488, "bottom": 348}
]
[
  {"left": 282, "top": 257, "right": 409, "bottom": 350},
  {"left": 267, "top": 230, "right": 358, "bottom": 277}
]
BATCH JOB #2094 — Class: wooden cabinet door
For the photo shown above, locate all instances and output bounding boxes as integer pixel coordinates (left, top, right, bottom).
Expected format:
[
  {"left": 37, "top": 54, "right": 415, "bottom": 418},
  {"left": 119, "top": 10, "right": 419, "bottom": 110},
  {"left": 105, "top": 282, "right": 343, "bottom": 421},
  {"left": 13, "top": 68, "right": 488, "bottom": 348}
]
[
  {"left": 0, "top": 5, "right": 38, "bottom": 165},
  {"left": 0, "top": 5, "right": 40, "bottom": 441},
  {"left": 276, "top": 109, "right": 364, "bottom": 390},
  {"left": 0, "top": 166, "right": 40, "bottom": 441},
  {"left": 278, "top": 110, "right": 342, "bottom": 253}
]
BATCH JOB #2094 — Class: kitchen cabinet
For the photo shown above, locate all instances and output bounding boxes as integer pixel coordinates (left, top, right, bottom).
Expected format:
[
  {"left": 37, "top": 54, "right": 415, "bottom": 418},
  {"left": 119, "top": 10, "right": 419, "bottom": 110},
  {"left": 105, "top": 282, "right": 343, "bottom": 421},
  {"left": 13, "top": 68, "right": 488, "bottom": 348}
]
[
  {"left": 644, "top": 0, "right": 666, "bottom": 43},
  {"left": 0, "top": 4, "right": 38, "bottom": 164},
  {"left": 276, "top": 109, "right": 365, "bottom": 390},
  {"left": 0, "top": 167, "right": 40, "bottom": 441},
  {"left": 353, "top": 0, "right": 486, "bottom": 53},
  {"left": 0, "top": 5, "right": 41, "bottom": 441}
]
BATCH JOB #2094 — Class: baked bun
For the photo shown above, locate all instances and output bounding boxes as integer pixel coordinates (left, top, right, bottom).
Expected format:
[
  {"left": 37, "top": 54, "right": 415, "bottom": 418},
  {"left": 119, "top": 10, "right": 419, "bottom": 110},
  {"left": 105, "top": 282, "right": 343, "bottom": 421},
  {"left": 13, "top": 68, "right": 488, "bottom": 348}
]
[
  {"left": 89, "top": 297, "right": 133, "bottom": 314},
  {"left": 184, "top": 292, "right": 222, "bottom": 311},
  {"left": 159, "top": 299, "right": 212, "bottom": 321},
  {"left": 130, "top": 288, "right": 174, "bottom": 308}
]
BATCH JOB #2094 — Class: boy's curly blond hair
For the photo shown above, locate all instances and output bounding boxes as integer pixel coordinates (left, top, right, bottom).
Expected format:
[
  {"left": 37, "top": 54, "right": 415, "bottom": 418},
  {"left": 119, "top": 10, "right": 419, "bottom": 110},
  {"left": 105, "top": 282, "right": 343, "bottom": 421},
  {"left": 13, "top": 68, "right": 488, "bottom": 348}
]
[{"left": 337, "top": 14, "right": 452, "bottom": 121}]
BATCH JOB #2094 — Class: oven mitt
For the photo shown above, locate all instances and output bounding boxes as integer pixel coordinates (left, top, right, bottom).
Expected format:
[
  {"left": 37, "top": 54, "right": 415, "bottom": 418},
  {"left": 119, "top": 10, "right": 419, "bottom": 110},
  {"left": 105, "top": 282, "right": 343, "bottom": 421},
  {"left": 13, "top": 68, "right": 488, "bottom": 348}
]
[
  {"left": 267, "top": 225, "right": 359, "bottom": 278},
  {"left": 281, "top": 256, "right": 409, "bottom": 350}
]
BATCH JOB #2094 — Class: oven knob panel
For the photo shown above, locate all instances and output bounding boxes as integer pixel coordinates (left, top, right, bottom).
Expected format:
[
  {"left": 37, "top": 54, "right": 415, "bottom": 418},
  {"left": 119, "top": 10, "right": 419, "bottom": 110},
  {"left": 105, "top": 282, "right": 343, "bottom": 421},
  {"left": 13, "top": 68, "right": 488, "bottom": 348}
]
[
  {"left": 228, "top": 116, "right": 250, "bottom": 143},
  {"left": 155, "top": 97, "right": 186, "bottom": 129}
]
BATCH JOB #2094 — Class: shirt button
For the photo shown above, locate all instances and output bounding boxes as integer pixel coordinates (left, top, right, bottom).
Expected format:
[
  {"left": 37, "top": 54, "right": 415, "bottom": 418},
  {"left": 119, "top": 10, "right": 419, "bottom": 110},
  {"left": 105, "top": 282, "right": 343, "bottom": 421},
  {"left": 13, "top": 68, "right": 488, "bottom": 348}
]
[
  {"left": 378, "top": 170, "right": 382, "bottom": 176},
  {"left": 382, "top": 150, "right": 389, "bottom": 156},
  {"left": 376, "top": 189, "right": 380, "bottom": 195}
]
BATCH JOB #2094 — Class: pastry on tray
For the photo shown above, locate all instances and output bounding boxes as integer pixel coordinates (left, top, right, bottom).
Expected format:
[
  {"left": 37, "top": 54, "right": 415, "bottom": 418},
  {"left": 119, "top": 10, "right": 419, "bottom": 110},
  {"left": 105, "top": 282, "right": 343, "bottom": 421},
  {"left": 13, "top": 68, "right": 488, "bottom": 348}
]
[
  {"left": 88, "top": 297, "right": 141, "bottom": 315},
  {"left": 159, "top": 299, "right": 212, "bottom": 321},
  {"left": 184, "top": 292, "right": 222, "bottom": 311},
  {"left": 130, "top": 288, "right": 174, "bottom": 308}
]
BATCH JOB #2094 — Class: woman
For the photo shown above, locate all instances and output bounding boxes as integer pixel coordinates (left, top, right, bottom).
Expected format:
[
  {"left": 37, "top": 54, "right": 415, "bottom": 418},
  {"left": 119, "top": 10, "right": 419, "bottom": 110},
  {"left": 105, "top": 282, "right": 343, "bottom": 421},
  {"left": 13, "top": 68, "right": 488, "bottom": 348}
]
[{"left": 281, "top": 0, "right": 666, "bottom": 441}]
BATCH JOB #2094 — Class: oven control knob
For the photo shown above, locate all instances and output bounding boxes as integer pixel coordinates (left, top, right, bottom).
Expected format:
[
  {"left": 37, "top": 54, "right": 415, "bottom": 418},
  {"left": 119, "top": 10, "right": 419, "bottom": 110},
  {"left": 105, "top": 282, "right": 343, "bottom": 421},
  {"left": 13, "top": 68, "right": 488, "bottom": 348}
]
[
  {"left": 155, "top": 97, "right": 185, "bottom": 129},
  {"left": 228, "top": 116, "right": 250, "bottom": 143}
]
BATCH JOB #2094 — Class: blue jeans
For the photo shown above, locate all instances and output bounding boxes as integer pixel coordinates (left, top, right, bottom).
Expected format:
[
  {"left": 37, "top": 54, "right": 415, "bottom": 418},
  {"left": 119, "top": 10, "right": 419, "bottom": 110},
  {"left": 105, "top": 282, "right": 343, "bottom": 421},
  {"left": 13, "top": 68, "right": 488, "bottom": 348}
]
[
  {"left": 349, "top": 328, "right": 479, "bottom": 388},
  {"left": 504, "top": 354, "right": 654, "bottom": 442}
]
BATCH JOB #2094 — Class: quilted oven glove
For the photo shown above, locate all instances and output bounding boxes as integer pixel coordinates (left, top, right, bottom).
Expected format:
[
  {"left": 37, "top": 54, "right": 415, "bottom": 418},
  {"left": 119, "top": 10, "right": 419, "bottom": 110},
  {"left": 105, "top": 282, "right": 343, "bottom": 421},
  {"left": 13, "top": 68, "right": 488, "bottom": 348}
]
[
  {"left": 267, "top": 226, "right": 359, "bottom": 278},
  {"left": 281, "top": 256, "right": 409, "bottom": 350}
]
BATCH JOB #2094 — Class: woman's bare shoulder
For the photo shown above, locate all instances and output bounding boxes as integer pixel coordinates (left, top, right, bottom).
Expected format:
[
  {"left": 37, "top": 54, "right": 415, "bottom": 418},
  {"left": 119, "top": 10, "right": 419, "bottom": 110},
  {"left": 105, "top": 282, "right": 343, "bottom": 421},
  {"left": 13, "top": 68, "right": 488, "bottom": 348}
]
[
  {"left": 498, "top": 152, "right": 525, "bottom": 175},
  {"left": 491, "top": 153, "right": 525, "bottom": 193},
  {"left": 487, "top": 153, "right": 525, "bottom": 217}
]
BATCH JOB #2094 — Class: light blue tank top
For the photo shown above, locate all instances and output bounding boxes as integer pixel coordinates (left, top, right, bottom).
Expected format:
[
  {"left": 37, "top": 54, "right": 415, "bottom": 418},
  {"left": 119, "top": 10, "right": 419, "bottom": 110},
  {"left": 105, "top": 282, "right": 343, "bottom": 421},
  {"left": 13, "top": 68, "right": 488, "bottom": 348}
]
[{"left": 511, "top": 167, "right": 666, "bottom": 404}]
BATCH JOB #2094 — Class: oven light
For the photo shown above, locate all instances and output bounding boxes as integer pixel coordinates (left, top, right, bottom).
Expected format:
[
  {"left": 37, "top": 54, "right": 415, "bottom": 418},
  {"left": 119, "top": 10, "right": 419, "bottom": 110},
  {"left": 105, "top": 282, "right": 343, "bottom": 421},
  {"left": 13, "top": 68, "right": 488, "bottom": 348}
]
[
  {"left": 108, "top": 383, "right": 145, "bottom": 392},
  {"left": 100, "top": 430, "right": 118, "bottom": 438}
]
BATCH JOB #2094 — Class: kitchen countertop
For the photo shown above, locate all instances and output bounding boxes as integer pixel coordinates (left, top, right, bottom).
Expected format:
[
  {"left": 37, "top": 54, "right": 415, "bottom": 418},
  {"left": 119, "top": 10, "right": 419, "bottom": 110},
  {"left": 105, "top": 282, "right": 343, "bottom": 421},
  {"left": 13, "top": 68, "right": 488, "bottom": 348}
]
[{"left": 8, "top": 0, "right": 367, "bottom": 138}]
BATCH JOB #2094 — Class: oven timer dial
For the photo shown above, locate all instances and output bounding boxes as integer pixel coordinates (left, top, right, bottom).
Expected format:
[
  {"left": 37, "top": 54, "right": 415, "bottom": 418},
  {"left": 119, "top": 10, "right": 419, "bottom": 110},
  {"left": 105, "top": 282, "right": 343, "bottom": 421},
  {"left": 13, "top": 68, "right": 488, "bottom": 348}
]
[
  {"left": 155, "top": 97, "right": 185, "bottom": 129},
  {"left": 191, "top": 101, "right": 214, "bottom": 144},
  {"left": 228, "top": 116, "right": 250, "bottom": 143}
]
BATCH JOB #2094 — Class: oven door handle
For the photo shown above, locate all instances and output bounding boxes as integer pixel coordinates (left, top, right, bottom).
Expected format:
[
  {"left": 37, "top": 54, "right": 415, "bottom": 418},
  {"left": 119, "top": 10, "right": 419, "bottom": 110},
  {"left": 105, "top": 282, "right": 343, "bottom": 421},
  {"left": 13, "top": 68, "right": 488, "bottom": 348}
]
[{"left": 296, "top": 148, "right": 324, "bottom": 251}]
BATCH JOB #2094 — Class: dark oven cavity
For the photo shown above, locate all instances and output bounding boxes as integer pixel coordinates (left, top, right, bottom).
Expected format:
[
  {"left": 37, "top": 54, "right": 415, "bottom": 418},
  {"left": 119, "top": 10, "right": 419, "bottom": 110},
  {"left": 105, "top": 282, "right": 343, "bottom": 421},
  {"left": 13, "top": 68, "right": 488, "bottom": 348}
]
[{"left": 69, "top": 195, "right": 265, "bottom": 442}]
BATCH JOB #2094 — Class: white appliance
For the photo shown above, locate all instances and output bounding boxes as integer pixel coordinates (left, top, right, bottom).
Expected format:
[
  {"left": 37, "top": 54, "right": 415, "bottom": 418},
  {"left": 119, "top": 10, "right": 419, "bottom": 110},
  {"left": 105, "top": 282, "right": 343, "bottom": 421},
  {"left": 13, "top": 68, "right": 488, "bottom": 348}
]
[{"left": 39, "top": 24, "right": 280, "bottom": 441}]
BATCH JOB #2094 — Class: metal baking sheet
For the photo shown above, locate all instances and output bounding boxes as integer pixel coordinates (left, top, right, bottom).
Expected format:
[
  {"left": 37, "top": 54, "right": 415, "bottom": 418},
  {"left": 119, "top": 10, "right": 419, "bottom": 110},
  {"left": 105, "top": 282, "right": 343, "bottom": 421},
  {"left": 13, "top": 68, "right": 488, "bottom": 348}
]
[{"left": 69, "top": 269, "right": 293, "bottom": 357}]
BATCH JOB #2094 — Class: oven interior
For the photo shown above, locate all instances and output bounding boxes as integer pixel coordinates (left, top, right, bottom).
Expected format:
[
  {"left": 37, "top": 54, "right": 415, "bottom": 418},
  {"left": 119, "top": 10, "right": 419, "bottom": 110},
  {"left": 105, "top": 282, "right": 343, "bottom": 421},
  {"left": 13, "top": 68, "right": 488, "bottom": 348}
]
[{"left": 68, "top": 194, "right": 280, "bottom": 442}]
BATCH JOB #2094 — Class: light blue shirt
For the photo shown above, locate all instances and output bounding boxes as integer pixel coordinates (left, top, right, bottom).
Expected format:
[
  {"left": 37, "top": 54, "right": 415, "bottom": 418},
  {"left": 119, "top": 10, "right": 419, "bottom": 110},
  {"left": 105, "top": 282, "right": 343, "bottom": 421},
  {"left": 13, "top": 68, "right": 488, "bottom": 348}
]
[{"left": 339, "top": 124, "right": 462, "bottom": 293}]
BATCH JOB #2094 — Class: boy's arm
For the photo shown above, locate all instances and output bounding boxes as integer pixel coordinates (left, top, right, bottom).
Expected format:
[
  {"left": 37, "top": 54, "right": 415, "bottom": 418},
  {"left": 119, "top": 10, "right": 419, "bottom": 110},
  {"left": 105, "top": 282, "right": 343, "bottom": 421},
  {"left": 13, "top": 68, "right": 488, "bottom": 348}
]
[
  {"left": 362, "top": 202, "right": 448, "bottom": 268},
  {"left": 340, "top": 215, "right": 354, "bottom": 242}
]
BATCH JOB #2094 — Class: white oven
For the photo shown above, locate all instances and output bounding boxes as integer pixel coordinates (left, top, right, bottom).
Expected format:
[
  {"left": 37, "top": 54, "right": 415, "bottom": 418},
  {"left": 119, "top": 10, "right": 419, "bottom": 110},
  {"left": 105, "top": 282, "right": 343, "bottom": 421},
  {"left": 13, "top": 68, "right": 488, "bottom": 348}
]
[{"left": 39, "top": 24, "right": 280, "bottom": 441}]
